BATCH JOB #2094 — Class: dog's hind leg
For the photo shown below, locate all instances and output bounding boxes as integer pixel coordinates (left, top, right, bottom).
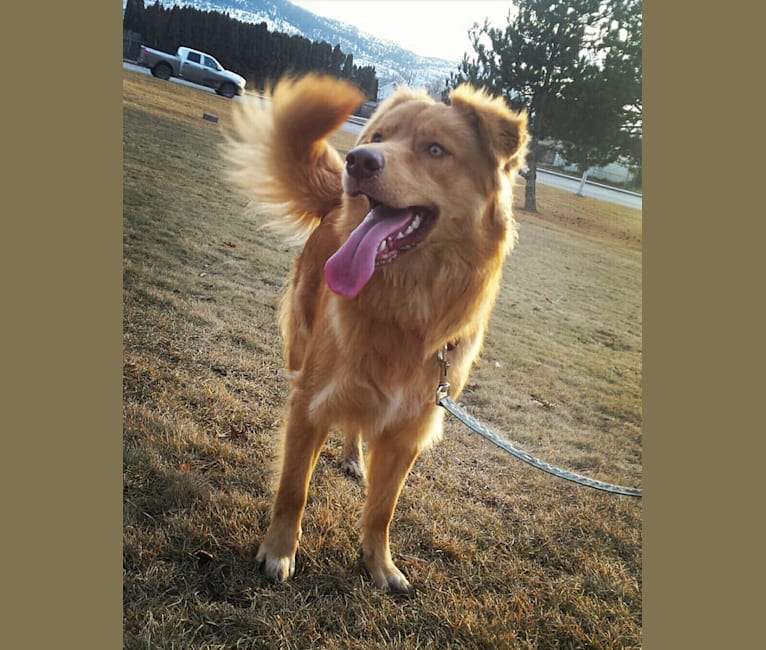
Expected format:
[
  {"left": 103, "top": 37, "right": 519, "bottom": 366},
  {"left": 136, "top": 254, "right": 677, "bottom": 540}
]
[
  {"left": 360, "top": 429, "right": 423, "bottom": 593},
  {"left": 256, "top": 395, "right": 329, "bottom": 583},
  {"left": 340, "top": 430, "right": 365, "bottom": 481}
]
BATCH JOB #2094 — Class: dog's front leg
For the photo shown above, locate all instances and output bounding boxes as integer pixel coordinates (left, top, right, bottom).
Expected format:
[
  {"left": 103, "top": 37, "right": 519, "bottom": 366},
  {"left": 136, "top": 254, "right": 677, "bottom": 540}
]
[
  {"left": 257, "top": 397, "right": 329, "bottom": 582},
  {"left": 361, "top": 429, "right": 422, "bottom": 593}
]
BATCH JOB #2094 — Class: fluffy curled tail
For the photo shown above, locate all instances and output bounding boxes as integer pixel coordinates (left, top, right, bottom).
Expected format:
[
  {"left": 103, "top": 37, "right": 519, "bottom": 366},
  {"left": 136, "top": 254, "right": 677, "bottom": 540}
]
[{"left": 224, "top": 74, "right": 365, "bottom": 244}]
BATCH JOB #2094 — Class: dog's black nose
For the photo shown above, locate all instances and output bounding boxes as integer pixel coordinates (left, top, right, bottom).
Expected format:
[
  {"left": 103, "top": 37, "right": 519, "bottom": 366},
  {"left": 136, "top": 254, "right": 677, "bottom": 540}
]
[{"left": 345, "top": 147, "right": 384, "bottom": 180}]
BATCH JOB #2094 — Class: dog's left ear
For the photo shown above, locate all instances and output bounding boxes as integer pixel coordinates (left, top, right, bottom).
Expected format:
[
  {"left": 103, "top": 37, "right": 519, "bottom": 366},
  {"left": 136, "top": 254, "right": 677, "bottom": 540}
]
[{"left": 450, "top": 84, "right": 528, "bottom": 171}]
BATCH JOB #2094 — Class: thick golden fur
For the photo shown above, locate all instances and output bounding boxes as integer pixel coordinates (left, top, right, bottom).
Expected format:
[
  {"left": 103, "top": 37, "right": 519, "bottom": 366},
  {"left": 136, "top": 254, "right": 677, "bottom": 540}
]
[{"left": 226, "top": 75, "right": 527, "bottom": 592}]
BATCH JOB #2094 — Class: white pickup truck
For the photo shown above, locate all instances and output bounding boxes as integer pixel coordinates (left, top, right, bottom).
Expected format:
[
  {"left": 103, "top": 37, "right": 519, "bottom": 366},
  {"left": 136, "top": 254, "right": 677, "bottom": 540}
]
[{"left": 137, "top": 45, "right": 246, "bottom": 98}]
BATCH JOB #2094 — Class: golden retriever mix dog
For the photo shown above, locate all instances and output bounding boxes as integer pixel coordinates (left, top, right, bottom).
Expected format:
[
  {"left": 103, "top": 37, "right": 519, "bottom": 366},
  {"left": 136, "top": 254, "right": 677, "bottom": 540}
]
[{"left": 226, "top": 75, "right": 527, "bottom": 592}]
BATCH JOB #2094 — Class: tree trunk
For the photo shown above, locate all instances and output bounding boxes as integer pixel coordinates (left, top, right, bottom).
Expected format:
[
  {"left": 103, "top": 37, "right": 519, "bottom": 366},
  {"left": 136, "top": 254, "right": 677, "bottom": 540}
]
[
  {"left": 524, "top": 134, "right": 539, "bottom": 212},
  {"left": 524, "top": 100, "right": 545, "bottom": 212}
]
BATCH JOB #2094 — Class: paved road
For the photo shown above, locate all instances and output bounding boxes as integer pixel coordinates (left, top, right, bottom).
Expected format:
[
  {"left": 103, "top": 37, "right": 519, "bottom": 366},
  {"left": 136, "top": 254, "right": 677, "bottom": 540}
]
[
  {"left": 536, "top": 170, "right": 641, "bottom": 210},
  {"left": 124, "top": 61, "right": 642, "bottom": 210}
]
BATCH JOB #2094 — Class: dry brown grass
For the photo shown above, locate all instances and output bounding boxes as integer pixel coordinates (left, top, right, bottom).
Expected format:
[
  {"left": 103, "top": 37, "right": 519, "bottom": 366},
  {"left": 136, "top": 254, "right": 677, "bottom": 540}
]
[{"left": 123, "top": 70, "right": 642, "bottom": 649}]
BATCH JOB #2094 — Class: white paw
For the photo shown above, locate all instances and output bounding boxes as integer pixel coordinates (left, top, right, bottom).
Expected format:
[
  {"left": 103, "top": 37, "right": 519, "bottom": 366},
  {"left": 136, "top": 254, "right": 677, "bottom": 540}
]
[
  {"left": 366, "top": 560, "right": 413, "bottom": 593},
  {"left": 382, "top": 569, "right": 412, "bottom": 594},
  {"left": 256, "top": 544, "right": 296, "bottom": 582}
]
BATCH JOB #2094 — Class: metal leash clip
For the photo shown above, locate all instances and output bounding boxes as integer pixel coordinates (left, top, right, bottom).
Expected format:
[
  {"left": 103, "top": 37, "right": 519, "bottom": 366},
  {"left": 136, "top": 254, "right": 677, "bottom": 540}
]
[{"left": 435, "top": 345, "right": 451, "bottom": 405}]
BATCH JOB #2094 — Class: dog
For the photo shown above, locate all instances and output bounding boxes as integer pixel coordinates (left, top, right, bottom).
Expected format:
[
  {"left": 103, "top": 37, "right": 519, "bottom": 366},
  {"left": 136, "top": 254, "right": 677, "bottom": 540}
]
[{"left": 226, "top": 75, "right": 527, "bottom": 592}]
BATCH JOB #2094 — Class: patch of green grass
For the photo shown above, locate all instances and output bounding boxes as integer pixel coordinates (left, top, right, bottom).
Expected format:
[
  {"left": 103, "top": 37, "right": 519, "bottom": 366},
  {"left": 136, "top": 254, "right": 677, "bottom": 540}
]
[{"left": 123, "top": 70, "right": 642, "bottom": 649}]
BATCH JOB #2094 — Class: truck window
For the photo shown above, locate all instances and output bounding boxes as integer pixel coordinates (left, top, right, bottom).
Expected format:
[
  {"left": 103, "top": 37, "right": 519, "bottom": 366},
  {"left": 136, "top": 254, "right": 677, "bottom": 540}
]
[
  {"left": 187, "top": 52, "right": 201, "bottom": 64},
  {"left": 203, "top": 56, "right": 220, "bottom": 70}
]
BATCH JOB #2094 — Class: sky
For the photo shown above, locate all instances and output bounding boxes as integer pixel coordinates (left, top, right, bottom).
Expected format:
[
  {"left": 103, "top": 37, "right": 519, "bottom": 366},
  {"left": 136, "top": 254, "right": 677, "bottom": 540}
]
[{"left": 290, "top": 1, "right": 515, "bottom": 62}]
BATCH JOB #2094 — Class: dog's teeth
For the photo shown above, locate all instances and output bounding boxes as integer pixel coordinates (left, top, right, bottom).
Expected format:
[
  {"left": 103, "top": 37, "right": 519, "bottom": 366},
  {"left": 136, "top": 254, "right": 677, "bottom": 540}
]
[
  {"left": 378, "top": 241, "right": 386, "bottom": 253},
  {"left": 388, "top": 214, "right": 425, "bottom": 247}
]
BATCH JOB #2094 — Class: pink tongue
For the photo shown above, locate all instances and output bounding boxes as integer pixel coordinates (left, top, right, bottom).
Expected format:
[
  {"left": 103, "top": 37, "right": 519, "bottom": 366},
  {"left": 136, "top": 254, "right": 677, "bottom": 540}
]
[{"left": 324, "top": 204, "right": 414, "bottom": 298}]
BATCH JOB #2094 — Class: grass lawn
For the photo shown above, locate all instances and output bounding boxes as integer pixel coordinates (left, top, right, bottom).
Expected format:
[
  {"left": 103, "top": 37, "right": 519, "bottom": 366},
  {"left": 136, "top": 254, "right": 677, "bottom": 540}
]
[{"left": 123, "top": 71, "right": 642, "bottom": 649}]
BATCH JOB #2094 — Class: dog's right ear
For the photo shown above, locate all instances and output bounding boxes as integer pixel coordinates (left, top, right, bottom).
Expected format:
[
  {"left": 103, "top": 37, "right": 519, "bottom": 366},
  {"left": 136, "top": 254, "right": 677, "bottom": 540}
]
[{"left": 449, "top": 84, "right": 528, "bottom": 171}]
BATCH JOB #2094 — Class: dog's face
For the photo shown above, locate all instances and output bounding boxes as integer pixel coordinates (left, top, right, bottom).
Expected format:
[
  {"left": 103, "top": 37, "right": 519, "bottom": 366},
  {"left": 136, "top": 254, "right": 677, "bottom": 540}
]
[{"left": 324, "top": 86, "right": 528, "bottom": 299}]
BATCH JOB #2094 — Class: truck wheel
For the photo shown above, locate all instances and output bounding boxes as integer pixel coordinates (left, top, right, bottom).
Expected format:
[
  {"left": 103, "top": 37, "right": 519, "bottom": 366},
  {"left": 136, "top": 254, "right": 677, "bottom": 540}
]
[
  {"left": 217, "top": 82, "right": 236, "bottom": 99},
  {"left": 151, "top": 63, "right": 172, "bottom": 80}
]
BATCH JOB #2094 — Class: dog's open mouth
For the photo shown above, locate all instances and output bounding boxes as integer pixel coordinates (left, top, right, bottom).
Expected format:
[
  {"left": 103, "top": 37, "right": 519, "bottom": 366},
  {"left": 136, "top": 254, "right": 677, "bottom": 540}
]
[{"left": 324, "top": 197, "right": 437, "bottom": 298}]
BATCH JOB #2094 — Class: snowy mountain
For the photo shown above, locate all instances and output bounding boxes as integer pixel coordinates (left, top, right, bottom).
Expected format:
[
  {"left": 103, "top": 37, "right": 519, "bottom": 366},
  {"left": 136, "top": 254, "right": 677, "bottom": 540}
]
[{"left": 136, "top": 0, "right": 459, "bottom": 88}]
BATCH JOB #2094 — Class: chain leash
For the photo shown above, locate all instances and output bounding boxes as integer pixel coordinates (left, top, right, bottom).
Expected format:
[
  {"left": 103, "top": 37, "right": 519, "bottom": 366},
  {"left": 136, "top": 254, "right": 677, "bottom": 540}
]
[{"left": 435, "top": 344, "right": 642, "bottom": 498}]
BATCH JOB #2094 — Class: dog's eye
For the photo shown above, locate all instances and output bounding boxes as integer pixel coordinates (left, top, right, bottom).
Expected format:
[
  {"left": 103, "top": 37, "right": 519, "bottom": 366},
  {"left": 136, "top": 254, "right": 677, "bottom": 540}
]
[
  {"left": 428, "top": 143, "right": 446, "bottom": 158},
  {"left": 371, "top": 133, "right": 383, "bottom": 143}
]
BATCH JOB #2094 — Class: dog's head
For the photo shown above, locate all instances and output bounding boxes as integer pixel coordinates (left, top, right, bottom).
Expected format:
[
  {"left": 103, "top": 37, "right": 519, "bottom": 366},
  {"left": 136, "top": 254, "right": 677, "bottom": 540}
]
[{"left": 324, "top": 84, "right": 528, "bottom": 299}]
